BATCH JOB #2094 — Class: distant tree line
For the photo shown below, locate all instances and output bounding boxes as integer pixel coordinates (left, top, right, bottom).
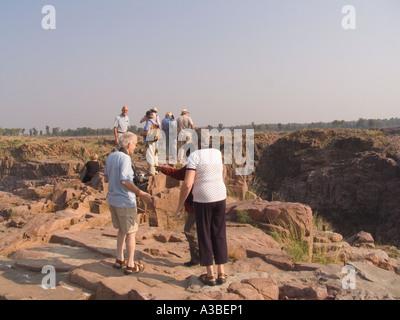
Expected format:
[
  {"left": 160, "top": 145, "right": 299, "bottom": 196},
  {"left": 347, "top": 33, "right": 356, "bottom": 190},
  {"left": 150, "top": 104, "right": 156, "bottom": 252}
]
[
  {"left": 225, "top": 117, "right": 400, "bottom": 132},
  {"left": 1, "top": 118, "right": 400, "bottom": 137},
  {"left": 0, "top": 125, "right": 142, "bottom": 137}
]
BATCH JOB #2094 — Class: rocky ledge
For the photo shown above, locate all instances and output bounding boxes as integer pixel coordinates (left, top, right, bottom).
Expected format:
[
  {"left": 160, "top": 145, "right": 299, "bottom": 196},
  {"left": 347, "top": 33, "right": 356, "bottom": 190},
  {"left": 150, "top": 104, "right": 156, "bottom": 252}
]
[{"left": 1, "top": 212, "right": 400, "bottom": 300}]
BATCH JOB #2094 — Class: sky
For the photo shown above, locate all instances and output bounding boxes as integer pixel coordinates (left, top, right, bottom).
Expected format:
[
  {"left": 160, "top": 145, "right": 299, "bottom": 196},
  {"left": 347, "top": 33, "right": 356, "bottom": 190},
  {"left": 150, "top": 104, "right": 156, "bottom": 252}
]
[{"left": 0, "top": 0, "right": 399, "bottom": 131}]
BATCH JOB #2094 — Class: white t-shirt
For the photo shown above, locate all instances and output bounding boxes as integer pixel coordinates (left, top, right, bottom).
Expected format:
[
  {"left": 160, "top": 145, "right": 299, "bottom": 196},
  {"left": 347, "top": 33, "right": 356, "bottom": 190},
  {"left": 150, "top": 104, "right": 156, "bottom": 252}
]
[
  {"left": 114, "top": 114, "right": 130, "bottom": 133},
  {"left": 186, "top": 148, "right": 226, "bottom": 203}
]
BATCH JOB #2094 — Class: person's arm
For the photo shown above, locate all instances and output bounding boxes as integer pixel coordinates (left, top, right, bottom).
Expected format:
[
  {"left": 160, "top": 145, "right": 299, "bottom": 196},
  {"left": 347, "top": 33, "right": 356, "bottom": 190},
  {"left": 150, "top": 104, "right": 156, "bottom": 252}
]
[
  {"left": 156, "top": 115, "right": 162, "bottom": 128},
  {"left": 158, "top": 166, "right": 186, "bottom": 180},
  {"left": 104, "top": 167, "right": 108, "bottom": 183},
  {"left": 223, "top": 164, "right": 227, "bottom": 181},
  {"left": 176, "top": 169, "right": 195, "bottom": 218},
  {"left": 121, "top": 181, "right": 153, "bottom": 204},
  {"left": 140, "top": 120, "right": 150, "bottom": 137},
  {"left": 114, "top": 127, "right": 119, "bottom": 146}
]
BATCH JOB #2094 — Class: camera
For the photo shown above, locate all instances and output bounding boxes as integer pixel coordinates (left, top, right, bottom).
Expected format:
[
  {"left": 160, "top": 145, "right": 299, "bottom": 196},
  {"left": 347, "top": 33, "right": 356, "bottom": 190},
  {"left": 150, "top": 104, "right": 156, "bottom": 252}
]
[{"left": 133, "top": 172, "right": 149, "bottom": 191}]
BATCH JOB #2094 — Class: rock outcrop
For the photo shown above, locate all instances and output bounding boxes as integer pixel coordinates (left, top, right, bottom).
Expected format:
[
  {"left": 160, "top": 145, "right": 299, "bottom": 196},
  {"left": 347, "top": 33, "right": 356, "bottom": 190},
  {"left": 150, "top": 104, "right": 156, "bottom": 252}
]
[
  {"left": 253, "top": 128, "right": 400, "bottom": 245},
  {"left": 2, "top": 220, "right": 400, "bottom": 300},
  {"left": 226, "top": 199, "right": 314, "bottom": 259}
]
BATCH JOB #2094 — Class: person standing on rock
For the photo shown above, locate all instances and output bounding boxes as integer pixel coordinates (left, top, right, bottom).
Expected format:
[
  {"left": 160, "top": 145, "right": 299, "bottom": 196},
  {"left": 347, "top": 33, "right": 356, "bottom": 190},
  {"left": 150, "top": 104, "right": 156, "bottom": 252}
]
[
  {"left": 175, "top": 133, "right": 228, "bottom": 286},
  {"left": 140, "top": 107, "right": 161, "bottom": 128},
  {"left": 113, "top": 105, "right": 130, "bottom": 147},
  {"left": 161, "top": 112, "right": 175, "bottom": 162},
  {"left": 156, "top": 165, "right": 200, "bottom": 267},
  {"left": 176, "top": 109, "right": 194, "bottom": 164},
  {"left": 104, "top": 132, "right": 153, "bottom": 275},
  {"left": 139, "top": 111, "right": 159, "bottom": 176}
]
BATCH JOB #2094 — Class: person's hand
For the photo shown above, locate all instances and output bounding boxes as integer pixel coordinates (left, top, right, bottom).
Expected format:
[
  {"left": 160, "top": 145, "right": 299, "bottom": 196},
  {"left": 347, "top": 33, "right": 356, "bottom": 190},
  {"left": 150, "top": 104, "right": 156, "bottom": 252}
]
[
  {"left": 155, "top": 166, "right": 163, "bottom": 172},
  {"left": 140, "top": 192, "right": 154, "bottom": 205},
  {"left": 176, "top": 204, "right": 184, "bottom": 219}
]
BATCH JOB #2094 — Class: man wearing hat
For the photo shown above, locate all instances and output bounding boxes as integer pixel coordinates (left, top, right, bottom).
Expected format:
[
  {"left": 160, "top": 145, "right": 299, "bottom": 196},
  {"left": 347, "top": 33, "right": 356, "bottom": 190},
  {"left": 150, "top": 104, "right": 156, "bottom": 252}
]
[
  {"left": 176, "top": 109, "right": 195, "bottom": 163},
  {"left": 177, "top": 109, "right": 194, "bottom": 133},
  {"left": 140, "top": 107, "right": 161, "bottom": 128},
  {"left": 140, "top": 111, "right": 159, "bottom": 175}
]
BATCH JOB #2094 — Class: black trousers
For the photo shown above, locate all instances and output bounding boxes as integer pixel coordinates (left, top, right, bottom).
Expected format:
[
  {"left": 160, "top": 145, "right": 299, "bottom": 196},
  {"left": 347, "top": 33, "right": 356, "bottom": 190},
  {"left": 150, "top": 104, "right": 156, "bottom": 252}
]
[{"left": 194, "top": 199, "right": 228, "bottom": 267}]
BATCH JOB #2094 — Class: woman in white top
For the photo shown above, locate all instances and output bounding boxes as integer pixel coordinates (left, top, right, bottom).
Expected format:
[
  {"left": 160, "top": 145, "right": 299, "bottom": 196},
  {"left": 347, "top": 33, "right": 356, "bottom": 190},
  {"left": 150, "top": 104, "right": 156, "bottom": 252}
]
[{"left": 176, "top": 146, "right": 228, "bottom": 286}]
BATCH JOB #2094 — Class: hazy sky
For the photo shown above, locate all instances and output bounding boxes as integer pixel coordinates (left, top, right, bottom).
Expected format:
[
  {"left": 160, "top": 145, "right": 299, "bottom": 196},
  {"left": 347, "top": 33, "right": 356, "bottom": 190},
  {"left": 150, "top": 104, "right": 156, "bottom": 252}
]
[{"left": 0, "top": 0, "right": 399, "bottom": 131}]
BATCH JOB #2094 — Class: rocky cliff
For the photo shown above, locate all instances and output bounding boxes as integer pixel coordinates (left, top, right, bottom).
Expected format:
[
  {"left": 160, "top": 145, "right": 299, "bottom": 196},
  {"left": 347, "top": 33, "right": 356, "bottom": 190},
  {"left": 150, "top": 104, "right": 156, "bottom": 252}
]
[{"left": 252, "top": 128, "right": 400, "bottom": 245}]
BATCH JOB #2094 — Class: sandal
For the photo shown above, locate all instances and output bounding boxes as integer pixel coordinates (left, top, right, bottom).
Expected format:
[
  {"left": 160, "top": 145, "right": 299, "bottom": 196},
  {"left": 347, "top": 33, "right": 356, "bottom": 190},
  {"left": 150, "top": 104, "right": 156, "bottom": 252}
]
[
  {"left": 124, "top": 262, "right": 145, "bottom": 275},
  {"left": 113, "top": 259, "right": 127, "bottom": 269},
  {"left": 199, "top": 273, "right": 216, "bottom": 286},
  {"left": 217, "top": 273, "right": 228, "bottom": 285}
]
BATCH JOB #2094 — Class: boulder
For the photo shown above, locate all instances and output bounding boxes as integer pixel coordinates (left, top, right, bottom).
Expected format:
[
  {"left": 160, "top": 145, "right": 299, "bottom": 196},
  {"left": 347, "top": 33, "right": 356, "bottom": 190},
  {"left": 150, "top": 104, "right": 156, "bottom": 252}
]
[
  {"left": 281, "top": 281, "right": 328, "bottom": 300},
  {"left": 226, "top": 223, "right": 293, "bottom": 270},
  {"left": 144, "top": 188, "right": 185, "bottom": 229},
  {"left": 8, "top": 217, "right": 26, "bottom": 229},
  {"left": 226, "top": 199, "right": 313, "bottom": 258},
  {"left": 227, "top": 281, "right": 264, "bottom": 300},
  {"left": 346, "top": 231, "right": 375, "bottom": 249},
  {"left": 89, "top": 198, "right": 110, "bottom": 214},
  {"left": 51, "top": 188, "right": 76, "bottom": 211},
  {"left": 89, "top": 172, "right": 105, "bottom": 191},
  {"left": 313, "top": 230, "right": 343, "bottom": 243},
  {"left": 241, "top": 278, "right": 279, "bottom": 300},
  {"left": 342, "top": 247, "right": 393, "bottom": 271},
  {"left": 227, "top": 199, "right": 313, "bottom": 237},
  {"left": 147, "top": 174, "right": 167, "bottom": 196}
]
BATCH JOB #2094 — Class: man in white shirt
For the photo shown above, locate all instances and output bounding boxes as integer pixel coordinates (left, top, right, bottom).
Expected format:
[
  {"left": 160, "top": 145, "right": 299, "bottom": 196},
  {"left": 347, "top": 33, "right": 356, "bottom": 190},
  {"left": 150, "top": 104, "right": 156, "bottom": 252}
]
[{"left": 113, "top": 106, "right": 130, "bottom": 147}]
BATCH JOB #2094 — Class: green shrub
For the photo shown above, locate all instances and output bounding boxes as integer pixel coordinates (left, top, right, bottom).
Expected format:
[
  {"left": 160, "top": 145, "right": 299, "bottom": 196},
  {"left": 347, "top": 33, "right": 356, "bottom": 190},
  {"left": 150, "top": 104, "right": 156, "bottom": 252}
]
[
  {"left": 235, "top": 210, "right": 252, "bottom": 224},
  {"left": 269, "top": 216, "right": 310, "bottom": 263}
]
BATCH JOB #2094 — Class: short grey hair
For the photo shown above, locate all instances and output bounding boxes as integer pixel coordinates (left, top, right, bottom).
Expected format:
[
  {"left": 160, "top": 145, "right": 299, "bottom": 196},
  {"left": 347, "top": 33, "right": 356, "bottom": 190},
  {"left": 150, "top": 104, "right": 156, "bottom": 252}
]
[{"left": 119, "top": 132, "right": 137, "bottom": 148}]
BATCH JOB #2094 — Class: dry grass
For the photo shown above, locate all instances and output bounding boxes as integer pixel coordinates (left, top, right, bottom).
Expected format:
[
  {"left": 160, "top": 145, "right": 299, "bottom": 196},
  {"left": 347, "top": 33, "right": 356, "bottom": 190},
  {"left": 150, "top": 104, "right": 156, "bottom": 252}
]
[
  {"left": 0, "top": 135, "right": 148, "bottom": 165},
  {"left": 269, "top": 215, "right": 310, "bottom": 263}
]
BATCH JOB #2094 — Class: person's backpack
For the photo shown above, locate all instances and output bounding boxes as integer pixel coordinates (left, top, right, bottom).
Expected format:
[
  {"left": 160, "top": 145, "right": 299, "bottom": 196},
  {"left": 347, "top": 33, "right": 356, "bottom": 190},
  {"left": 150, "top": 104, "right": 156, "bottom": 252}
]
[{"left": 147, "top": 120, "right": 160, "bottom": 142}]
